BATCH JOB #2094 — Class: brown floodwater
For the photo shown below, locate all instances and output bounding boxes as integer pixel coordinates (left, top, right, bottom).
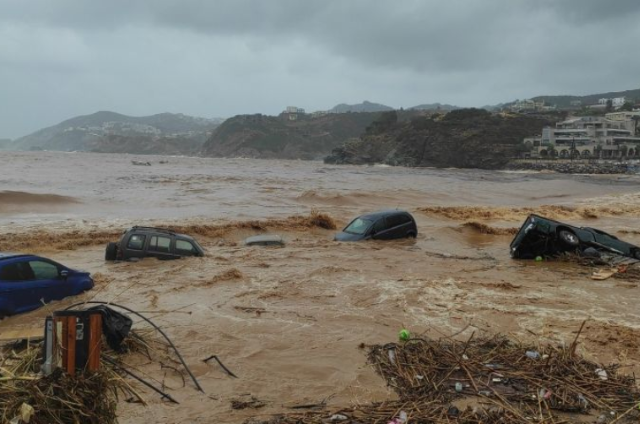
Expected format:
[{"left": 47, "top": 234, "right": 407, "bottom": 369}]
[{"left": 1, "top": 151, "right": 640, "bottom": 423}]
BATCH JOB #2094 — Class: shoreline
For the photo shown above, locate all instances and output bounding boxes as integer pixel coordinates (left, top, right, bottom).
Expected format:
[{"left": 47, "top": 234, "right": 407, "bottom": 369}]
[{"left": 505, "top": 159, "right": 638, "bottom": 174}]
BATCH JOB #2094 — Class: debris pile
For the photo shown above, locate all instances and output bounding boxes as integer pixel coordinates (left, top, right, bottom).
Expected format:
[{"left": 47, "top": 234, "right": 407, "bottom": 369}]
[
  {"left": 0, "top": 304, "right": 203, "bottom": 423},
  {"left": 250, "top": 332, "right": 640, "bottom": 423},
  {"left": 0, "top": 345, "right": 138, "bottom": 424}
]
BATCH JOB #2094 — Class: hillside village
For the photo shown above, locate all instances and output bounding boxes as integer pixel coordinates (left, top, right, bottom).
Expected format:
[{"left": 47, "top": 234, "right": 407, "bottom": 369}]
[{"left": 513, "top": 93, "right": 640, "bottom": 160}]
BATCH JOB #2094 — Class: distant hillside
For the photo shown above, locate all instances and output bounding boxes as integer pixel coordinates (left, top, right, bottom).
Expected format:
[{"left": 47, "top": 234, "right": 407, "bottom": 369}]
[
  {"left": 410, "top": 103, "right": 460, "bottom": 111},
  {"left": 325, "top": 109, "right": 557, "bottom": 169},
  {"left": 329, "top": 101, "right": 394, "bottom": 113},
  {"left": 0, "top": 139, "right": 12, "bottom": 150},
  {"left": 201, "top": 112, "right": 386, "bottom": 159},
  {"left": 11, "top": 111, "right": 224, "bottom": 153},
  {"left": 502, "top": 88, "right": 640, "bottom": 109}
]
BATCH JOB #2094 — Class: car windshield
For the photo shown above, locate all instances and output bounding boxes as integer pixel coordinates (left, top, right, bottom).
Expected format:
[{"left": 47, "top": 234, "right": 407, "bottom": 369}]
[{"left": 344, "top": 218, "right": 373, "bottom": 235}]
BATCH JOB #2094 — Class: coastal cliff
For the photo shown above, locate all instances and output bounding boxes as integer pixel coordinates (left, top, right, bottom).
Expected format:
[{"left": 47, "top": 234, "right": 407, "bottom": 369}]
[
  {"left": 325, "top": 109, "right": 557, "bottom": 169},
  {"left": 200, "top": 112, "right": 382, "bottom": 159}
]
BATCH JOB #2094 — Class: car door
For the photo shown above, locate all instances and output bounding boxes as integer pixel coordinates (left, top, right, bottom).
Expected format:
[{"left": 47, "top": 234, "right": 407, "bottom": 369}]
[
  {"left": 0, "top": 262, "right": 32, "bottom": 314},
  {"left": 147, "top": 234, "right": 180, "bottom": 260},
  {"left": 174, "top": 239, "right": 199, "bottom": 257},
  {"left": 372, "top": 217, "right": 396, "bottom": 240},
  {"left": 27, "top": 259, "right": 68, "bottom": 305},
  {"left": 124, "top": 233, "right": 148, "bottom": 260}
]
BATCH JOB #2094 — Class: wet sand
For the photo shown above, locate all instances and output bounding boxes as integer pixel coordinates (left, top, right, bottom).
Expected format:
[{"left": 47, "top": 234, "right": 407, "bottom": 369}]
[{"left": 1, "top": 152, "right": 640, "bottom": 423}]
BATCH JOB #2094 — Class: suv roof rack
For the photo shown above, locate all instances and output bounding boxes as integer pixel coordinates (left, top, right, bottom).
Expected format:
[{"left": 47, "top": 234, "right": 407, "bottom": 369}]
[{"left": 130, "top": 226, "right": 177, "bottom": 236}]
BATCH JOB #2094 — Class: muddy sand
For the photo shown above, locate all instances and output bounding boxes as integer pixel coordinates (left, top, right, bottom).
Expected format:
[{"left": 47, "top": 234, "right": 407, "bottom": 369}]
[{"left": 1, "top": 152, "right": 640, "bottom": 423}]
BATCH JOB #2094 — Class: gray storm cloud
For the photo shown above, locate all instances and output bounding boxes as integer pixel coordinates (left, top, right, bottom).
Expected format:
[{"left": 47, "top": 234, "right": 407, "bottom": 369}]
[{"left": 1, "top": 0, "right": 639, "bottom": 138}]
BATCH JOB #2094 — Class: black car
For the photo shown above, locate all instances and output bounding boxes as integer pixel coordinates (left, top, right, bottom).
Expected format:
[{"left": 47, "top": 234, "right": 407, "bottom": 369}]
[
  {"left": 105, "top": 226, "right": 205, "bottom": 261},
  {"left": 510, "top": 214, "right": 640, "bottom": 259},
  {"left": 335, "top": 210, "right": 418, "bottom": 242}
]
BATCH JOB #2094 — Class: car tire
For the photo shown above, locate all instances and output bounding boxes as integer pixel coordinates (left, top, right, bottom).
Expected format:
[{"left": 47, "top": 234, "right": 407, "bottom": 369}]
[
  {"left": 558, "top": 230, "right": 579, "bottom": 247},
  {"left": 105, "top": 242, "right": 118, "bottom": 261},
  {"left": 633, "top": 250, "right": 640, "bottom": 260},
  {"left": 407, "top": 231, "right": 417, "bottom": 238}
]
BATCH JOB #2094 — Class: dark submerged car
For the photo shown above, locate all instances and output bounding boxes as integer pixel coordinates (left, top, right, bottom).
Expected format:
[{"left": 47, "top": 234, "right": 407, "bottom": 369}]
[
  {"left": 0, "top": 253, "right": 94, "bottom": 317},
  {"left": 510, "top": 214, "right": 640, "bottom": 259},
  {"left": 335, "top": 210, "right": 417, "bottom": 242},
  {"left": 105, "top": 226, "right": 205, "bottom": 261}
]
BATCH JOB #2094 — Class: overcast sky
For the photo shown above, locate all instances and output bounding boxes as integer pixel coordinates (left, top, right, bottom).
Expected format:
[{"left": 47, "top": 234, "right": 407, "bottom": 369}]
[{"left": 2, "top": 0, "right": 639, "bottom": 138}]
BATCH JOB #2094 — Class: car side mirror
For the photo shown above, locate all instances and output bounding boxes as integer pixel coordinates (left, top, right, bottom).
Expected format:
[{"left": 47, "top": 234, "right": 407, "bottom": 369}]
[{"left": 60, "top": 270, "right": 69, "bottom": 280}]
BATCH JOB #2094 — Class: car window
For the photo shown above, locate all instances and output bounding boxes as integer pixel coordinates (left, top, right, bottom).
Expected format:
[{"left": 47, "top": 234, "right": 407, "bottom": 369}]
[
  {"left": 149, "top": 236, "right": 171, "bottom": 253},
  {"left": 29, "top": 261, "right": 60, "bottom": 280},
  {"left": 0, "top": 262, "right": 35, "bottom": 281},
  {"left": 0, "top": 263, "right": 24, "bottom": 281},
  {"left": 127, "top": 234, "right": 146, "bottom": 250},
  {"left": 344, "top": 218, "right": 373, "bottom": 235},
  {"left": 373, "top": 219, "right": 386, "bottom": 233},
  {"left": 176, "top": 239, "right": 196, "bottom": 254},
  {"left": 386, "top": 214, "right": 411, "bottom": 228}
]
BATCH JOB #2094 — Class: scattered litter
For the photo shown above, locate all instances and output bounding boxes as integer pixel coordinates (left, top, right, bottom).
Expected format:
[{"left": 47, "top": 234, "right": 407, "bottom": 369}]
[
  {"left": 398, "top": 329, "right": 410, "bottom": 341},
  {"left": 595, "top": 368, "right": 608, "bottom": 381},
  {"left": 329, "top": 414, "right": 348, "bottom": 422},
  {"left": 387, "top": 410, "right": 407, "bottom": 424},
  {"left": 525, "top": 350, "right": 540, "bottom": 359},
  {"left": 591, "top": 268, "right": 618, "bottom": 280},
  {"left": 387, "top": 348, "right": 396, "bottom": 364},
  {"left": 231, "top": 396, "right": 266, "bottom": 410}
]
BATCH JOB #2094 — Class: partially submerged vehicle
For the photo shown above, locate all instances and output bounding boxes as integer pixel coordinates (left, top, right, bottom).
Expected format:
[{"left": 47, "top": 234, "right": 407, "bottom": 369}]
[
  {"left": 244, "top": 234, "right": 285, "bottom": 247},
  {"left": 105, "top": 226, "right": 205, "bottom": 261},
  {"left": 0, "top": 253, "right": 94, "bottom": 317},
  {"left": 510, "top": 214, "right": 640, "bottom": 259},
  {"left": 335, "top": 210, "right": 417, "bottom": 242}
]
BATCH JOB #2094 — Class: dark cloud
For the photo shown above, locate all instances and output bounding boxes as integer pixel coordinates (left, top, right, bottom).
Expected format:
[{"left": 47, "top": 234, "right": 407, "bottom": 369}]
[{"left": 1, "top": 1, "right": 639, "bottom": 138}]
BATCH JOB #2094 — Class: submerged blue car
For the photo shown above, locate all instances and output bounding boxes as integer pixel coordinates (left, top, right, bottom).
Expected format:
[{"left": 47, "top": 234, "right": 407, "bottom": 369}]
[{"left": 0, "top": 253, "right": 93, "bottom": 317}]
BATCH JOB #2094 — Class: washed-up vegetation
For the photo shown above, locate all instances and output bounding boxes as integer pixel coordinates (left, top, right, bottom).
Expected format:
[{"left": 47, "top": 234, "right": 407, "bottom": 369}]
[{"left": 251, "top": 330, "right": 640, "bottom": 423}]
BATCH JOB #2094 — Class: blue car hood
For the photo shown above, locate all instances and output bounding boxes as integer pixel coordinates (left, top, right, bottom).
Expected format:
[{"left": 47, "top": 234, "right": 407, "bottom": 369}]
[{"left": 334, "top": 232, "right": 367, "bottom": 242}]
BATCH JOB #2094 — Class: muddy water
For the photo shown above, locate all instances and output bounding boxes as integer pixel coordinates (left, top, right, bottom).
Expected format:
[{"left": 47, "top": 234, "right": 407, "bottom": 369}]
[{"left": 1, "top": 151, "right": 640, "bottom": 423}]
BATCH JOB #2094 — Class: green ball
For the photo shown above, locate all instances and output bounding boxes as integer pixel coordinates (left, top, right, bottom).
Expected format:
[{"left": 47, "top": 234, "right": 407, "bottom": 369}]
[
  {"left": 399, "top": 329, "right": 410, "bottom": 341},
  {"left": 535, "top": 256, "right": 543, "bottom": 262}
]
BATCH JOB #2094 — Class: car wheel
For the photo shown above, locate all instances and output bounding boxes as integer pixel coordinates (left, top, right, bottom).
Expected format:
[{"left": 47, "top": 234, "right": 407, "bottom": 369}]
[
  {"left": 558, "top": 230, "right": 579, "bottom": 247},
  {"left": 633, "top": 250, "right": 640, "bottom": 260},
  {"left": 407, "top": 231, "right": 417, "bottom": 238},
  {"left": 105, "top": 242, "right": 118, "bottom": 261}
]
